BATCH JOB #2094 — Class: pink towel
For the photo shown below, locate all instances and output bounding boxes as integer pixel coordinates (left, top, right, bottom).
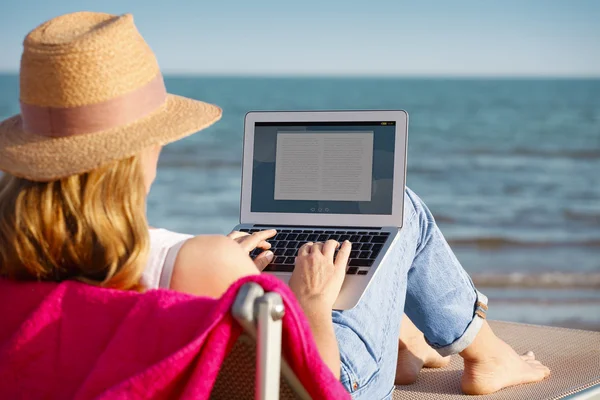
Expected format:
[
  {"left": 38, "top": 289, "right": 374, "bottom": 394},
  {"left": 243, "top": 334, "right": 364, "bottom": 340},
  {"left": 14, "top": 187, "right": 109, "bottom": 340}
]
[{"left": 0, "top": 274, "right": 350, "bottom": 399}]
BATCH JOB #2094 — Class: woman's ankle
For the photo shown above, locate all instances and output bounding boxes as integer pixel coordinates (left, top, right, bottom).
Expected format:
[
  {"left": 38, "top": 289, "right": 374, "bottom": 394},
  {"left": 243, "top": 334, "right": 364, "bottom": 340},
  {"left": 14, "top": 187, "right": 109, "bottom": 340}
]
[{"left": 459, "top": 320, "right": 501, "bottom": 363}]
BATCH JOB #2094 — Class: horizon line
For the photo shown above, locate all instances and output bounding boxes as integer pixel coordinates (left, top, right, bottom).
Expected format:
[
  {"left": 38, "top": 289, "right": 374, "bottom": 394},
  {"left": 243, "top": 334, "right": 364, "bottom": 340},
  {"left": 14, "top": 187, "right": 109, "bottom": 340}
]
[{"left": 1, "top": 71, "right": 599, "bottom": 79}]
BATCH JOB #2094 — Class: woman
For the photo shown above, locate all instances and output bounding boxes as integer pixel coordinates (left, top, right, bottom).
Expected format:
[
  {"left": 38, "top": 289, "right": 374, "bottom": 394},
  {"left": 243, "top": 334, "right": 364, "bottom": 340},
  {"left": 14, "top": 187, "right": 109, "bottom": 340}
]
[{"left": 0, "top": 12, "right": 549, "bottom": 399}]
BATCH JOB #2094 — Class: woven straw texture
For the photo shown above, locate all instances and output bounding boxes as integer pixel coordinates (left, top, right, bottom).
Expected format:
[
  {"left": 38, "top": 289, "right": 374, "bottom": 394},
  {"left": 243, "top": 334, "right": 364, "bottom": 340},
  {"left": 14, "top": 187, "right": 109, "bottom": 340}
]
[
  {"left": 0, "top": 96, "right": 221, "bottom": 181},
  {"left": 0, "top": 12, "right": 222, "bottom": 181},
  {"left": 20, "top": 13, "right": 160, "bottom": 108},
  {"left": 393, "top": 321, "right": 600, "bottom": 400},
  {"left": 212, "top": 321, "right": 599, "bottom": 399}
]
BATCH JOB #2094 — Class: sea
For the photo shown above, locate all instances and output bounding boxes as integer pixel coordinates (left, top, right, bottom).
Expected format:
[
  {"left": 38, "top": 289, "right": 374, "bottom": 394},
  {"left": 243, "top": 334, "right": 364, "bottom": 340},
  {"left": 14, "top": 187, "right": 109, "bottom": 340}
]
[{"left": 1, "top": 75, "right": 599, "bottom": 330}]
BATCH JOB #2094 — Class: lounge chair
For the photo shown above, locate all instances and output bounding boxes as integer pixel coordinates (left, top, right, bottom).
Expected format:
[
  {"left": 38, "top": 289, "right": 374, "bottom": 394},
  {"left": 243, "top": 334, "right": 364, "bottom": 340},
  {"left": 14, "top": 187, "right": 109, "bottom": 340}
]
[
  {"left": 0, "top": 277, "right": 598, "bottom": 399},
  {"left": 214, "top": 282, "right": 600, "bottom": 400}
]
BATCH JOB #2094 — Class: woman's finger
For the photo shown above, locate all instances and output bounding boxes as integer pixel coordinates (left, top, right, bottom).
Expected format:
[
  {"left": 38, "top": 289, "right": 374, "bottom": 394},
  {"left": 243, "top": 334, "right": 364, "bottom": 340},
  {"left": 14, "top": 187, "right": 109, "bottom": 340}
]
[
  {"left": 250, "top": 229, "right": 277, "bottom": 243},
  {"left": 227, "top": 231, "right": 249, "bottom": 240},
  {"left": 334, "top": 241, "right": 352, "bottom": 270},
  {"left": 311, "top": 242, "right": 324, "bottom": 254},
  {"left": 256, "top": 240, "right": 272, "bottom": 250},
  {"left": 322, "top": 239, "right": 340, "bottom": 259},
  {"left": 253, "top": 251, "right": 274, "bottom": 271},
  {"left": 237, "top": 230, "right": 277, "bottom": 251},
  {"left": 299, "top": 242, "right": 314, "bottom": 256}
]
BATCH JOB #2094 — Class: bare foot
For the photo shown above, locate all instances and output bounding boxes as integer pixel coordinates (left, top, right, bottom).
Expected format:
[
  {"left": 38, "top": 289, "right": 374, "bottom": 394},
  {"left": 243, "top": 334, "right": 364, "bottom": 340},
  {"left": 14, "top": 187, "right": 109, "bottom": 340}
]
[
  {"left": 462, "top": 340, "right": 551, "bottom": 395},
  {"left": 395, "top": 316, "right": 450, "bottom": 385}
]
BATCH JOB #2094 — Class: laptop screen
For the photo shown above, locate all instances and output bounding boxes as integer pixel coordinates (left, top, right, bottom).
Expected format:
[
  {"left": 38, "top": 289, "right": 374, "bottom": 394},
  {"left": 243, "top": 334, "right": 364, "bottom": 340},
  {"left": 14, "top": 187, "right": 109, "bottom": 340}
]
[{"left": 250, "top": 121, "right": 396, "bottom": 215}]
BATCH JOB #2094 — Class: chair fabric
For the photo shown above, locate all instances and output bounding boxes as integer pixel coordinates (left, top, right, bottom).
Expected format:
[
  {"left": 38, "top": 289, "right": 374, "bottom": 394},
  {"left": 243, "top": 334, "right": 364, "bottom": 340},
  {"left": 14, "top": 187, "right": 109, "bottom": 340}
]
[
  {"left": 0, "top": 275, "right": 348, "bottom": 399},
  {"left": 211, "top": 335, "right": 301, "bottom": 400},
  {"left": 393, "top": 321, "right": 600, "bottom": 400}
]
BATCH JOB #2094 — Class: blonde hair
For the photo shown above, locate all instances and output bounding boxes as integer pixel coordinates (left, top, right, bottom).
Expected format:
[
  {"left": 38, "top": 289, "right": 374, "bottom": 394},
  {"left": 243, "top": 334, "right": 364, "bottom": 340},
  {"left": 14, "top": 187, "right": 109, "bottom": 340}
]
[{"left": 0, "top": 155, "right": 149, "bottom": 291}]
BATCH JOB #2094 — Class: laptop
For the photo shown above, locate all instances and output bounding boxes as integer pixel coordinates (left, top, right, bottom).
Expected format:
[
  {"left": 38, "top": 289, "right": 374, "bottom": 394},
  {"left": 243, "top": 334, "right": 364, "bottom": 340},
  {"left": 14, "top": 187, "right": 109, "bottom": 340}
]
[{"left": 233, "top": 110, "right": 409, "bottom": 310}]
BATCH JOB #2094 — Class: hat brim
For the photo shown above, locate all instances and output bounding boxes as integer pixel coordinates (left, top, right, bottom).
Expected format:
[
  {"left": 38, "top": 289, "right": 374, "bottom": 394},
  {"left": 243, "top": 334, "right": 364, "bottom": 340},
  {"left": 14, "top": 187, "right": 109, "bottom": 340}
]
[{"left": 0, "top": 94, "right": 222, "bottom": 181}]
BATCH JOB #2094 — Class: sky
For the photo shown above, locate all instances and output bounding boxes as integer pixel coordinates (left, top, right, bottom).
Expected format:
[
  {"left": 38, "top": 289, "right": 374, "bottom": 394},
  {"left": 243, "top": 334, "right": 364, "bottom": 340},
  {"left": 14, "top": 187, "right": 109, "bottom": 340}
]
[{"left": 1, "top": 0, "right": 599, "bottom": 77}]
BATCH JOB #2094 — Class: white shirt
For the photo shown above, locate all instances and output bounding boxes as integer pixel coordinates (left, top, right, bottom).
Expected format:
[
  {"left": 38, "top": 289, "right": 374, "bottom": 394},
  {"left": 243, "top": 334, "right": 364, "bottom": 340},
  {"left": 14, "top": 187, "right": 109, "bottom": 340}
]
[{"left": 142, "top": 228, "right": 193, "bottom": 290}]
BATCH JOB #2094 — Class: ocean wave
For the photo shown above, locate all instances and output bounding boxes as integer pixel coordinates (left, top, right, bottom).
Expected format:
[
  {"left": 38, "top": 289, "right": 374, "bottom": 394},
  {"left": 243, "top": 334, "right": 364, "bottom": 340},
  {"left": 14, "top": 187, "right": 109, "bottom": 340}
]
[
  {"left": 463, "top": 148, "right": 600, "bottom": 160},
  {"left": 432, "top": 214, "right": 456, "bottom": 223},
  {"left": 471, "top": 272, "right": 600, "bottom": 289},
  {"left": 448, "top": 237, "right": 600, "bottom": 249},
  {"left": 407, "top": 166, "right": 443, "bottom": 175},
  {"left": 158, "top": 159, "right": 241, "bottom": 169},
  {"left": 563, "top": 210, "right": 600, "bottom": 224},
  {"left": 489, "top": 298, "right": 600, "bottom": 305}
]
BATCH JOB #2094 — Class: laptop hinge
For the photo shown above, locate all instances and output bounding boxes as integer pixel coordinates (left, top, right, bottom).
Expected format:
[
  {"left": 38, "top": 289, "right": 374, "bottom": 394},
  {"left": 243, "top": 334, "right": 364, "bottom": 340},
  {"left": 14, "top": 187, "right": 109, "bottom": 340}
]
[{"left": 253, "top": 224, "right": 383, "bottom": 230}]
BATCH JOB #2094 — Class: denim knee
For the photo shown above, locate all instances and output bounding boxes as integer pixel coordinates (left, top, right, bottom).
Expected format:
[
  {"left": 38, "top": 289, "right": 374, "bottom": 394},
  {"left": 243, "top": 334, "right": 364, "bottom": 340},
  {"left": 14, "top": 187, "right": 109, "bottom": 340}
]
[{"left": 425, "top": 289, "right": 489, "bottom": 356}]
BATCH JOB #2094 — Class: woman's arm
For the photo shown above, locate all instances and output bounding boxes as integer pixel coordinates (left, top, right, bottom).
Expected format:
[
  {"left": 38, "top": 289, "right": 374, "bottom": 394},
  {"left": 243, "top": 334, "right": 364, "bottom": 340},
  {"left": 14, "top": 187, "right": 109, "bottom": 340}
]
[
  {"left": 298, "top": 298, "right": 342, "bottom": 379},
  {"left": 169, "top": 233, "right": 349, "bottom": 379},
  {"left": 169, "top": 235, "right": 259, "bottom": 298},
  {"left": 169, "top": 230, "right": 277, "bottom": 297}
]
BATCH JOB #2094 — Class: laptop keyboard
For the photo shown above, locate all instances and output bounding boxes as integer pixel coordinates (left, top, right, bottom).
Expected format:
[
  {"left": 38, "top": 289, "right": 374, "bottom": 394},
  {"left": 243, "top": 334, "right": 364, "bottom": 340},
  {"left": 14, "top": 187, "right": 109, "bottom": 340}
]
[{"left": 240, "top": 228, "right": 390, "bottom": 275}]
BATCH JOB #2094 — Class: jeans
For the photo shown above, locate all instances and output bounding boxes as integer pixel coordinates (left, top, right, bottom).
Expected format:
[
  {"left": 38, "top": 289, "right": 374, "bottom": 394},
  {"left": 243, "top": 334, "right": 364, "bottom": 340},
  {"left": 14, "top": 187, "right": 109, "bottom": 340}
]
[{"left": 332, "top": 188, "right": 488, "bottom": 399}]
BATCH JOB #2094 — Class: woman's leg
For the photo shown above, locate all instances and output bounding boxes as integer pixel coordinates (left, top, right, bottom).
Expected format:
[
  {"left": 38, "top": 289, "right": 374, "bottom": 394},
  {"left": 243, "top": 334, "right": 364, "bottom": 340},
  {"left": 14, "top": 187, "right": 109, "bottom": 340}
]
[
  {"left": 332, "top": 187, "right": 469, "bottom": 399},
  {"left": 332, "top": 188, "right": 548, "bottom": 399},
  {"left": 395, "top": 314, "right": 449, "bottom": 385},
  {"left": 401, "top": 188, "right": 488, "bottom": 357},
  {"left": 400, "top": 190, "right": 549, "bottom": 395}
]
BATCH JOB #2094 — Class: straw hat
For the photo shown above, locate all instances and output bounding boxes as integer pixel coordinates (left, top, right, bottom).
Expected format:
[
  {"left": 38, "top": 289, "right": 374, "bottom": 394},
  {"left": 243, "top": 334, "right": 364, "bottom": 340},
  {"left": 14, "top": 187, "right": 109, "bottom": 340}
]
[{"left": 0, "top": 12, "right": 222, "bottom": 182}]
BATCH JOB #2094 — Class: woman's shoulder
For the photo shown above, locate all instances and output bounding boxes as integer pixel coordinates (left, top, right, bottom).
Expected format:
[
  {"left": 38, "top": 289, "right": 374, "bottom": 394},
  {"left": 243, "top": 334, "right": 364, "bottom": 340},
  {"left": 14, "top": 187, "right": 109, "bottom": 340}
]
[
  {"left": 148, "top": 228, "right": 237, "bottom": 263},
  {"left": 149, "top": 228, "right": 194, "bottom": 248},
  {"left": 175, "top": 234, "right": 251, "bottom": 268}
]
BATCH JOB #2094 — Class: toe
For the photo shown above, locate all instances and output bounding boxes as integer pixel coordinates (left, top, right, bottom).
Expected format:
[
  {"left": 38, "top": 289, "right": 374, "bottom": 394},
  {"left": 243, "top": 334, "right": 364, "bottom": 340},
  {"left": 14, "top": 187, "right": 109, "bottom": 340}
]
[
  {"left": 527, "top": 369, "right": 547, "bottom": 383},
  {"left": 537, "top": 365, "right": 551, "bottom": 377},
  {"left": 520, "top": 352, "right": 535, "bottom": 361},
  {"left": 518, "top": 360, "right": 549, "bottom": 384}
]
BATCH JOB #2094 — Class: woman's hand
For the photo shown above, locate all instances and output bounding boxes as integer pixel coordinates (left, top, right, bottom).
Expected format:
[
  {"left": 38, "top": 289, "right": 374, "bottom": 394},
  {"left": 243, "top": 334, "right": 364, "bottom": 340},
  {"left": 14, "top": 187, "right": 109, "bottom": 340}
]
[
  {"left": 288, "top": 239, "right": 351, "bottom": 380},
  {"left": 289, "top": 240, "right": 352, "bottom": 310},
  {"left": 227, "top": 229, "right": 277, "bottom": 270}
]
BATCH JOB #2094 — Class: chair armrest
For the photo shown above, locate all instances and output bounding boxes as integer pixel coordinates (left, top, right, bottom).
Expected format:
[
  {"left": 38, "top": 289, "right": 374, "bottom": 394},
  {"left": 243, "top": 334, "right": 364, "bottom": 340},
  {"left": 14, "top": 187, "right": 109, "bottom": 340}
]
[{"left": 232, "top": 282, "right": 311, "bottom": 400}]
